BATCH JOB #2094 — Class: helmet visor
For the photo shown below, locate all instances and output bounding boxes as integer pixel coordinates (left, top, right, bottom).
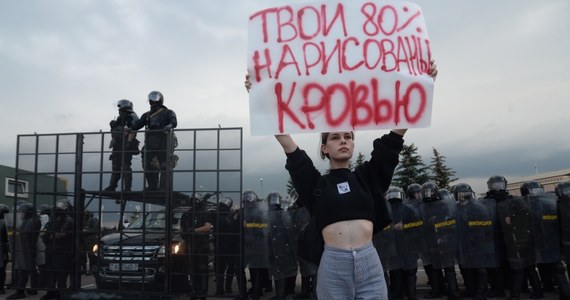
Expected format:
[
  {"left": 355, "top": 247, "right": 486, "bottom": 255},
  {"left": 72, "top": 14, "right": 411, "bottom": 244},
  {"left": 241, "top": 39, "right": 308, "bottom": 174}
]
[
  {"left": 148, "top": 92, "right": 162, "bottom": 102},
  {"left": 386, "top": 191, "right": 403, "bottom": 200},
  {"left": 243, "top": 193, "right": 256, "bottom": 202},
  {"left": 488, "top": 181, "right": 506, "bottom": 191}
]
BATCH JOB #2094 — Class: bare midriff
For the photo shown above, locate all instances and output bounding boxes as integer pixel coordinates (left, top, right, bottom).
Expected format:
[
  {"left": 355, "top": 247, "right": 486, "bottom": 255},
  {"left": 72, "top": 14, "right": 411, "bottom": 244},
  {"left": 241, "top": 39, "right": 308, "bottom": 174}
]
[{"left": 322, "top": 219, "right": 373, "bottom": 250}]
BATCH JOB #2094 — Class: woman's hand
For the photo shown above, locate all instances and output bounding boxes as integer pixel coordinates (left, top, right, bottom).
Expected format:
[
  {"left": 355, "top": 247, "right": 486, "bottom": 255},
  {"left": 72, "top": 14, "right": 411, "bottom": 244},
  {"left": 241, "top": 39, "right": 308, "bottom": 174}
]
[
  {"left": 429, "top": 59, "right": 438, "bottom": 81},
  {"left": 244, "top": 74, "right": 252, "bottom": 93}
]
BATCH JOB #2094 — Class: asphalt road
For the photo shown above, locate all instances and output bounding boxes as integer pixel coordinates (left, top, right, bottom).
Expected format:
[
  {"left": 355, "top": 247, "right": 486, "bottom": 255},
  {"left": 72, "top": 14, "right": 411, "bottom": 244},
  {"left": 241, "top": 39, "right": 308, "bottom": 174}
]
[{"left": 2, "top": 267, "right": 564, "bottom": 300}]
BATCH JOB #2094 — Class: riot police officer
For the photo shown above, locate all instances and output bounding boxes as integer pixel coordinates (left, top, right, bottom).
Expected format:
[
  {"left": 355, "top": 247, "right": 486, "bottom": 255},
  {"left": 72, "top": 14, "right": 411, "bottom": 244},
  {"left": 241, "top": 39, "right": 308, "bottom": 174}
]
[
  {"left": 0, "top": 204, "right": 9, "bottom": 295},
  {"left": 104, "top": 99, "right": 139, "bottom": 191},
  {"left": 213, "top": 196, "right": 239, "bottom": 296},
  {"left": 41, "top": 201, "right": 74, "bottom": 300},
  {"left": 375, "top": 186, "right": 424, "bottom": 300},
  {"left": 128, "top": 91, "right": 177, "bottom": 190},
  {"left": 421, "top": 182, "right": 459, "bottom": 299},
  {"left": 181, "top": 194, "right": 213, "bottom": 300},
  {"left": 8, "top": 203, "right": 41, "bottom": 299},
  {"left": 454, "top": 183, "right": 496, "bottom": 300},
  {"left": 266, "top": 192, "right": 298, "bottom": 300},
  {"left": 484, "top": 175, "right": 537, "bottom": 300},
  {"left": 556, "top": 181, "right": 570, "bottom": 285},
  {"left": 243, "top": 190, "right": 270, "bottom": 300}
]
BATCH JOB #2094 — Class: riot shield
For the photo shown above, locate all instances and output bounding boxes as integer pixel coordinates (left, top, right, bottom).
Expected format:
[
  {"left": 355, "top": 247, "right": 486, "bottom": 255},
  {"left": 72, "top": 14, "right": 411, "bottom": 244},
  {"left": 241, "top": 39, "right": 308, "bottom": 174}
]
[
  {"left": 373, "top": 200, "right": 401, "bottom": 271},
  {"left": 267, "top": 208, "right": 298, "bottom": 279},
  {"left": 243, "top": 200, "right": 269, "bottom": 268},
  {"left": 373, "top": 223, "right": 400, "bottom": 271},
  {"left": 421, "top": 198, "right": 458, "bottom": 269},
  {"left": 496, "top": 196, "right": 535, "bottom": 270},
  {"left": 558, "top": 197, "right": 570, "bottom": 261},
  {"left": 457, "top": 200, "right": 497, "bottom": 268},
  {"left": 399, "top": 201, "right": 425, "bottom": 270},
  {"left": 478, "top": 197, "right": 506, "bottom": 262},
  {"left": 529, "top": 193, "right": 561, "bottom": 264}
]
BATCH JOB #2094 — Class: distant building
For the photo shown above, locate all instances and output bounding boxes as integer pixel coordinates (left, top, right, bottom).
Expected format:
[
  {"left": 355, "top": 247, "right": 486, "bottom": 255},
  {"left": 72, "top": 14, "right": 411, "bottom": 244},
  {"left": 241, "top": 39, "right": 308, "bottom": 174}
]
[
  {"left": 506, "top": 168, "right": 570, "bottom": 196},
  {"left": 0, "top": 164, "right": 68, "bottom": 209}
]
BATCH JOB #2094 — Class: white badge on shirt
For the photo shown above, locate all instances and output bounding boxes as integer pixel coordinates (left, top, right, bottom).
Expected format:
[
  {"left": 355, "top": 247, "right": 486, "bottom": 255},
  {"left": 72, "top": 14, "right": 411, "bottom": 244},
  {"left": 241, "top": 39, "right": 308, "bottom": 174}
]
[{"left": 337, "top": 181, "right": 351, "bottom": 194}]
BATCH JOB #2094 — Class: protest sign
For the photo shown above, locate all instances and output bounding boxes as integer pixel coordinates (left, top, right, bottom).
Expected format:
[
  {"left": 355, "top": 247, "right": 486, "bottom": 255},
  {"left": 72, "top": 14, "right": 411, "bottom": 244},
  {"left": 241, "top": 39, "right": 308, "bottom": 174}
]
[{"left": 247, "top": 0, "right": 434, "bottom": 135}]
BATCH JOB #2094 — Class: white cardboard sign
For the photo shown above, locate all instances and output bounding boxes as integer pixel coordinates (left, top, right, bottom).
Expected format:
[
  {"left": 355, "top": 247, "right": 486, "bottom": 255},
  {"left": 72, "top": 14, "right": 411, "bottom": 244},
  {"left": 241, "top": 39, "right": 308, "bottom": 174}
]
[{"left": 247, "top": 0, "right": 434, "bottom": 135}]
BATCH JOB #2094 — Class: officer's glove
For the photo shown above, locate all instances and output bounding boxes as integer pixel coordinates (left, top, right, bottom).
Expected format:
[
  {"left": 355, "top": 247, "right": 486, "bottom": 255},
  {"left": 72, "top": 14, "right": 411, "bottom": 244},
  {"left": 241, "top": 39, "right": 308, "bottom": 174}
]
[{"left": 163, "top": 124, "right": 173, "bottom": 133}]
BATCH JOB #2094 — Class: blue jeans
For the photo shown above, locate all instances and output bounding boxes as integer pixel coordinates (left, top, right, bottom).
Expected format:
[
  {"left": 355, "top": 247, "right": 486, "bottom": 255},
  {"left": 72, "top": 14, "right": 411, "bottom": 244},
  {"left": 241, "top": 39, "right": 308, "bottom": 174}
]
[{"left": 317, "top": 241, "right": 388, "bottom": 300}]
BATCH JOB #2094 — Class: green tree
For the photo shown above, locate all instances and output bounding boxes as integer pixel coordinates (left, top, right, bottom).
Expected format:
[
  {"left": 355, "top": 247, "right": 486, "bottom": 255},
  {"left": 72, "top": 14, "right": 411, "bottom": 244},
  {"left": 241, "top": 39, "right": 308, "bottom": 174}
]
[
  {"left": 429, "top": 147, "right": 458, "bottom": 190},
  {"left": 354, "top": 152, "right": 366, "bottom": 169},
  {"left": 286, "top": 176, "right": 295, "bottom": 194},
  {"left": 392, "top": 143, "right": 430, "bottom": 189}
]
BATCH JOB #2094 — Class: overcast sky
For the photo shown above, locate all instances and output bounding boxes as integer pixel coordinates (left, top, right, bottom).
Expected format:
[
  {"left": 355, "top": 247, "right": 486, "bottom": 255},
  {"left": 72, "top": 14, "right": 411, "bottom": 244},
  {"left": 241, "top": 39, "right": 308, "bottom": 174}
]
[{"left": 1, "top": 0, "right": 569, "bottom": 196}]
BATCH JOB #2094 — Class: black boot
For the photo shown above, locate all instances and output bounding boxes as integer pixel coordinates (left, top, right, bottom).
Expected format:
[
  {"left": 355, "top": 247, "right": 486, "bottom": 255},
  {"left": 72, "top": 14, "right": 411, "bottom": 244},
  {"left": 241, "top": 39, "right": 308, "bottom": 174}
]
[
  {"left": 123, "top": 171, "right": 132, "bottom": 191},
  {"left": 445, "top": 267, "right": 460, "bottom": 300},
  {"left": 474, "top": 268, "right": 488, "bottom": 300},
  {"left": 7, "top": 290, "right": 26, "bottom": 299},
  {"left": 215, "top": 275, "right": 225, "bottom": 296},
  {"left": 269, "top": 279, "right": 286, "bottom": 300},
  {"left": 225, "top": 274, "right": 234, "bottom": 294},
  {"left": 527, "top": 267, "right": 543, "bottom": 299},
  {"left": 105, "top": 173, "right": 120, "bottom": 191},
  {"left": 389, "top": 269, "right": 404, "bottom": 299},
  {"left": 145, "top": 172, "right": 159, "bottom": 190},
  {"left": 406, "top": 274, "right": 418, "bottom": 300},
  {"left": 554, "top": 263, "right": 570, "bottom": 300},
  {"left": 425, "top": 268, "right": 443, "bottom": 298}
]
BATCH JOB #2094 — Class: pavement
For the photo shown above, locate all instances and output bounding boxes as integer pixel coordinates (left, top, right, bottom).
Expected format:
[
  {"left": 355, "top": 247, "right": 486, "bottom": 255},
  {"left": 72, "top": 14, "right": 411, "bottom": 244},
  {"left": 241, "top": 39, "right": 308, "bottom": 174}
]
[{"left": 2, "top": 267, "right": 565, "bottom": 300}]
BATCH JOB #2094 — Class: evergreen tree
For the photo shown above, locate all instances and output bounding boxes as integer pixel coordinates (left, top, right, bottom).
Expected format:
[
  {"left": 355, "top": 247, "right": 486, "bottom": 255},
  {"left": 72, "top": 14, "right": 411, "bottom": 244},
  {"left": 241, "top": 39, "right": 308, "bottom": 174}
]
[
  {"left": 429, "top": 147, "right": 458, "bottom": 190},
  {"left": 354, "top": 152, "right": 366, "bottom": 169},
  {"left": 286, "top": 177, "right": 294, "bottom": 194},
  {"left": 392, "top": 143, "right": 430, "bottom": 189}
]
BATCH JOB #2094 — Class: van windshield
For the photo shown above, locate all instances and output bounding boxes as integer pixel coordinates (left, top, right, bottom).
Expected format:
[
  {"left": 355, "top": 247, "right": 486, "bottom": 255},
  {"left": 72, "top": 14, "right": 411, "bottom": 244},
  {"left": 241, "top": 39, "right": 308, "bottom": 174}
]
[{"left": 127, "top": 211, "right": 183, "bottom": 230}]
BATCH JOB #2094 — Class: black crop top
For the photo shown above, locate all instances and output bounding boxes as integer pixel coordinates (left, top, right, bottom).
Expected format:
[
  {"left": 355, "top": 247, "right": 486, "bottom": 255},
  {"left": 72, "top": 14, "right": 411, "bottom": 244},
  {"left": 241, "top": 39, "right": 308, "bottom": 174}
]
[{"left": 285, "top": 132, "right": 404, "bottom": 233}]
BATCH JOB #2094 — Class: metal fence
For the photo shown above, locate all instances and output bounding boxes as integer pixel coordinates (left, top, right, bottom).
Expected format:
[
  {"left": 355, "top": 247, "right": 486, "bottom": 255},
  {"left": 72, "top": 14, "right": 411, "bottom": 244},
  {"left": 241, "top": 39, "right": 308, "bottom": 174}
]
[{"left": 10, "top": 127, "right": 245, "bottom": 299}]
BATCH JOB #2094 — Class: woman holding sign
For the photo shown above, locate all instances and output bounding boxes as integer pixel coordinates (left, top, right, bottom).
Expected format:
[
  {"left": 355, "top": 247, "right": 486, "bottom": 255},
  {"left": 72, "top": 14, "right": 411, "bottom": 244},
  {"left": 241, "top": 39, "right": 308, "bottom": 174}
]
[{"left": 245, "top": 60, "right": 437, "bottom": 299}]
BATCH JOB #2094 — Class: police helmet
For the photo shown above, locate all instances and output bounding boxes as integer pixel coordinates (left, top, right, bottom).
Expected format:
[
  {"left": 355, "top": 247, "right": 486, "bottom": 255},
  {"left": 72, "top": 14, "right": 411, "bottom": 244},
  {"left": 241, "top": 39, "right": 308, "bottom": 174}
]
[
  {"left": 148, "top": 91, "right": 164, "bottom": 106},
  {"left": 39, "top": 204, "right": 52, "bottom": 215},
  {"left": 55, "top": 200, "right": 69, "bottom": 212},
  {"left": 487, "top": 175, "right": 507, "bottom": 192},
  {"left": 453, "top": 183, "right": 475, "bottom": 202},
  {"left": 385, "top": 186, "right": 405, "bottom": 201},
  {"left": 267, "top": 192, "right": 282, "bottom": 207},
  {"left": 0, "top": 204, "right": 9, "bottom": 215},
  {"left": 438, "top": 188, "right": 455, "bottom": 202},
  {"left": 555, "top": 181, "right": 570, "bottom": 199},
  {"left": 17, "top": 202, "right": 36, "bottom": 214},
  {"left": 242, "top": 190, "right": 259, "bottom": 203},
  {"left": 219, "top": 196, "right": 233, "bottom": 210},
  {"left": 520, "top": 181, "right": 544, "bottom": 196},
  {"left": 421, "top": 182, "right": 439, "bottom": 199},
  {"left": 406, "top": 183, "right": 422, "bottom": 200},
  {"left": 117, "top": 99, "right": 133, "bottom": 112}
]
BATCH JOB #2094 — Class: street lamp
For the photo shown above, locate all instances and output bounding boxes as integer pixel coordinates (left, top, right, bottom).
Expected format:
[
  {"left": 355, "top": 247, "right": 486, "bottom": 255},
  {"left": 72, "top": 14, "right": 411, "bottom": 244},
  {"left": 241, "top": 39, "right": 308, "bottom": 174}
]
[{"left": 260, "top": 178, "right": 264, "bottom": 196}]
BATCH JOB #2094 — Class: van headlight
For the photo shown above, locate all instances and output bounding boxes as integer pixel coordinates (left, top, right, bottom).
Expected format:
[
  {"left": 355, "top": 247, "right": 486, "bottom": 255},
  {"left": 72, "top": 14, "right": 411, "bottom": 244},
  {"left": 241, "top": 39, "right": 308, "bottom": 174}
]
[{"left": 158, "top": 242, "right": 182, "bottom": 257}]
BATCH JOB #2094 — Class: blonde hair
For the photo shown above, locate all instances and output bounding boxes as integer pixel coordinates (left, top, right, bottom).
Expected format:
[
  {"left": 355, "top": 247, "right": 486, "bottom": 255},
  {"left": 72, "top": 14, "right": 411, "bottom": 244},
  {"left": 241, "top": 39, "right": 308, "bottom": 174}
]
[{"left": 319, "top": 131, "right": 355, "bottom": 160}]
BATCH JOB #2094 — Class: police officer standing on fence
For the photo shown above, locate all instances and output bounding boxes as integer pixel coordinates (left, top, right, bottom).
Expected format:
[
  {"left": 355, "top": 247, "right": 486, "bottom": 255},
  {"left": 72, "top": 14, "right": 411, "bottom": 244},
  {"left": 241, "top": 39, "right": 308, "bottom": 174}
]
[
  {"left": 127, "top": 91, "right": 177, "bottom": 191},
  {"left": 104, "top": 99, "right": 139, "bottom": 192}
]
